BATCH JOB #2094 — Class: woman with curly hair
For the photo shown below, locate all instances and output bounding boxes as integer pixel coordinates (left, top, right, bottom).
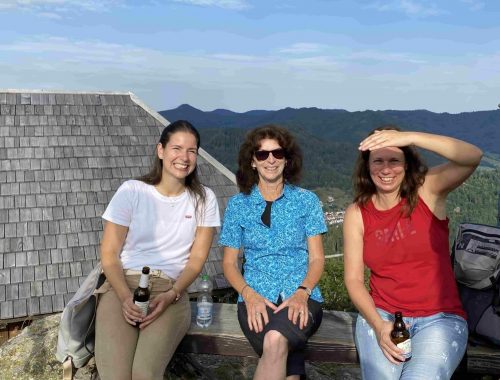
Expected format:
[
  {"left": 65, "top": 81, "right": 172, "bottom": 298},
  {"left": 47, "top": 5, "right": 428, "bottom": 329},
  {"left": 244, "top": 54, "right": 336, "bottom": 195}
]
[
  {"left": 220, "top": 124, "right": 327, "bottom": 380},
  {"left": 343, "top": 125, "right": 483, "bottom": 379}
]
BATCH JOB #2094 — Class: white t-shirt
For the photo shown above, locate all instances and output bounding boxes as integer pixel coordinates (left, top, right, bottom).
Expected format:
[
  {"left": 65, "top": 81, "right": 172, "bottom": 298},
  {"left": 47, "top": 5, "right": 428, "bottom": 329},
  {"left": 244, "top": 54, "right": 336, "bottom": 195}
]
[{"left": 102, "top": 180, "right": 221, "bottom": 279}]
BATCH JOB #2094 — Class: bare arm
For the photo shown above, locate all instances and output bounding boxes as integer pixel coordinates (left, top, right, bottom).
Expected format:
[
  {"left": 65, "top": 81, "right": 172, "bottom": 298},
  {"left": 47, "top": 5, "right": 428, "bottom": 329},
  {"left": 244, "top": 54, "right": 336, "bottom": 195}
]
[
  {"left": 343, "top": 204, "right": 404, "bottom": 363},
  {"left": 223, "top": 246, "right": 277, "bottom": 333},
  {"left": 141, "top": 226, "right": 215, "bottom": 327},
  {"left": 275, "top": 234, "right": 325, "bottom": 329},
  {"left": 359, "top": 130, "right": 482, "bottom": 196},
  {"left": 100, "top": 221, "right": 144, "bottom": 325}
]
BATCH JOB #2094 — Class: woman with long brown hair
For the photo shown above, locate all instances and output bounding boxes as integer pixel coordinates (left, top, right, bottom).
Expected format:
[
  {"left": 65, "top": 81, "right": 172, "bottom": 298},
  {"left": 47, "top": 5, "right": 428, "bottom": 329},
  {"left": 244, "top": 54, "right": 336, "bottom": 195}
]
[
  {"left": 344, "top": 125, "right": 482, "bottom": 379},
  {"left": 95, "top": 120, "right": 220, "bottom": 380}
]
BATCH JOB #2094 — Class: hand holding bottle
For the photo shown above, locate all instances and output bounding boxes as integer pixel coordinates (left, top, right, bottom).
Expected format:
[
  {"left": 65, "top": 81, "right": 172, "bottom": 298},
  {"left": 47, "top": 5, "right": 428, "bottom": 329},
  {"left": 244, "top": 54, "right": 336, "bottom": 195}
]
[
  {"left": 374, "top": 318, "right": 406, "bottom": 364},
  {"left": 121, "top": 295, "right": 145, "bottom": 326},
  {"left": 139, "top": 290, "right": 177, "bottom": 329}
]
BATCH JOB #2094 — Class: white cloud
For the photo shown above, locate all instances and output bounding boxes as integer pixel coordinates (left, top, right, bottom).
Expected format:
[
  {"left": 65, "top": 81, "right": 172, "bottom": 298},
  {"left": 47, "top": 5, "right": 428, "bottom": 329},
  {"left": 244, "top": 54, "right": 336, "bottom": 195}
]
[
  {"left": 366, "top": 0, "right": 445, "bottom": 17},
  {"left": 0, "top": 0, "right": 123, "bottom": 14},
  {"left": 1, "top": 36, "right": 499, "bottom": 113},
  {"left": 347, "top": 50, "right": 427, "bottom": 64},
  {"left": 460, "top": 0, "right": 484, "bottom": 11},
  {"left": 171, "top": 0, "right": 250, "bottom": 11},
  {"left": 277, "top": 43, "right": 328, "bottom": 55}
]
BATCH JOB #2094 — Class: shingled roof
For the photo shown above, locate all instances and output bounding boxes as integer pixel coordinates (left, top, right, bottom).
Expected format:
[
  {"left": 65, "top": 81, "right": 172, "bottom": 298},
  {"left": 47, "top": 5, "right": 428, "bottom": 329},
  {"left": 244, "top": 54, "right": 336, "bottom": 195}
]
[{"left": 0, "top": 90, "right": 238, "bottom": 322}]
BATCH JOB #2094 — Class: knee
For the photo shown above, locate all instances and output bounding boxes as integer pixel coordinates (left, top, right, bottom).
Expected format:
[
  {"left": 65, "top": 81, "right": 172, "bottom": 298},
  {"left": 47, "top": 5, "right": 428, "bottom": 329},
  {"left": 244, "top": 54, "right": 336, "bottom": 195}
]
[
  {"left": 262, "top": 330, "right": 288, "bottom": 358},
  {"left": 131, "top": 368, "right": 156, "bottom": 380}
]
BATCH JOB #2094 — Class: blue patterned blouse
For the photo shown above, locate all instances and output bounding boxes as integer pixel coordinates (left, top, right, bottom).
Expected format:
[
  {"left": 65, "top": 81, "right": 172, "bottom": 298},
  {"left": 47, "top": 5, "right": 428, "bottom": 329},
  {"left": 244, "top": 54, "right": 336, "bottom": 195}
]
[{"left": 219, "top": 184, "right": 327, "bottom": 303}]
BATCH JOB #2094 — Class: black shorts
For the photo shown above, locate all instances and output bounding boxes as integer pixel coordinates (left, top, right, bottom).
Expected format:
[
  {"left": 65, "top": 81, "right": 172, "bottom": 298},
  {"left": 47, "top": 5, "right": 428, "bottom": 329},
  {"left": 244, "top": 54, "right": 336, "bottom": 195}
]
[{"left": 237, "top": 298, "right": 323, "bottom": 377}]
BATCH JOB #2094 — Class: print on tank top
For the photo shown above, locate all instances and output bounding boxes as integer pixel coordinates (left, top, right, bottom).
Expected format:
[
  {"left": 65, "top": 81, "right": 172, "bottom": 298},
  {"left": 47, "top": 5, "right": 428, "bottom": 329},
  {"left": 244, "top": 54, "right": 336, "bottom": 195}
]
[{"left": 374, "top": 219, "right": 417, "bottom": 246}]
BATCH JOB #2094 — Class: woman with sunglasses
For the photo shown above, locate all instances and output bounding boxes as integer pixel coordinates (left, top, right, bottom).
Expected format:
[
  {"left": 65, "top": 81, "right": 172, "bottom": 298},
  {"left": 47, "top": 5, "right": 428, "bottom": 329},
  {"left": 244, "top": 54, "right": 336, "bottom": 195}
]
[{"left": 220, "top": 124, "right": 327, "bottom": 380}]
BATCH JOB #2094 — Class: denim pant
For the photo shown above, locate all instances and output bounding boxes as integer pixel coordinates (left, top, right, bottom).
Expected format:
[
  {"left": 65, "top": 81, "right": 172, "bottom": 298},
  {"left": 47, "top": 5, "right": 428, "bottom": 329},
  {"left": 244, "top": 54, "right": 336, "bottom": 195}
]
[{"left": 355, "top": 308, "right": 468, "bottom": 380}]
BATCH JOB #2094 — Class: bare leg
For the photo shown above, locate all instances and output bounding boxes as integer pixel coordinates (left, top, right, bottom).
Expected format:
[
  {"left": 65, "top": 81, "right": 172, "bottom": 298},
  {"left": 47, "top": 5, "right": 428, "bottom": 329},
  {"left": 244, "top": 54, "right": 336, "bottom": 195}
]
[{"left": 254, "top": 330, "right": 288, "bottom": 380}]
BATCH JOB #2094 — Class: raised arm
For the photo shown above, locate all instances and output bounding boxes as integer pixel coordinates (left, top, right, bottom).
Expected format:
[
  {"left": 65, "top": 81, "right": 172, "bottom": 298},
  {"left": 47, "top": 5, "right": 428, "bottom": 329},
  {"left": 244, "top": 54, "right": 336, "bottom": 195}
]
[
  {"left": 359, "top": 130, "right": 483, "bottom": 197},
  {"left": 343, "top": 204, "right": 404, "bottom": 363}
]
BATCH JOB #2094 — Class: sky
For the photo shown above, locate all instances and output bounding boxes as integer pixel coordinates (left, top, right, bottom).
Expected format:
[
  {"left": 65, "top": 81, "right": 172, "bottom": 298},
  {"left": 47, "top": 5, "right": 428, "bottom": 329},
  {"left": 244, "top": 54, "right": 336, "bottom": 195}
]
[{"left": 0, "top": 0, "right": 499, "bottom": 113}]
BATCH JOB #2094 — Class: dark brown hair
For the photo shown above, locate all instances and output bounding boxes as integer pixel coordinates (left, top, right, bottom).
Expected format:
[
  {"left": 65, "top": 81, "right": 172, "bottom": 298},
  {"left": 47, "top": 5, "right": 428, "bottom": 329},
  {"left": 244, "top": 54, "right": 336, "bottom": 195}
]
[
  {"left": 236, "top": 124, "right": 302, "bottom": 194},
  {"left": 138, "top": 120, "right": 206, "bottom": 215},
  {"left": 353, "top": 125, "right": 428, "bottom": 215}
]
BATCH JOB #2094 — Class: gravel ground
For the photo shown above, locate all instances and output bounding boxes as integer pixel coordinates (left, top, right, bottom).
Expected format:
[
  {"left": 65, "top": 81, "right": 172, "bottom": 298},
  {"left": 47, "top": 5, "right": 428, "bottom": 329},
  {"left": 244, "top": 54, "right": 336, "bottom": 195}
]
[{"left": 164, "top": 354, "right": 362, "bottom": 380}]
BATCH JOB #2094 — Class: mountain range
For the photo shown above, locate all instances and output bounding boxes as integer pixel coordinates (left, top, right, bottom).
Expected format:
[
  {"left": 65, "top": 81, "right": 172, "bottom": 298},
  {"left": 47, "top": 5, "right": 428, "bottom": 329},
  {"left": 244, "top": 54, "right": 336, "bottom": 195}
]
[{"left": 160, "top": 104, "right": 500, "bottom": 194}]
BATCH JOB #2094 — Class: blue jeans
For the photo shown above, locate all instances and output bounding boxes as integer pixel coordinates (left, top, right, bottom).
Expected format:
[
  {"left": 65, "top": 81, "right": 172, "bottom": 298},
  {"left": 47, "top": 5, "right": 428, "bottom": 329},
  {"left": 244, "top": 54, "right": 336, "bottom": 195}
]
[{"left": 355, "top": 309, "right": 468, "bottom": 380}]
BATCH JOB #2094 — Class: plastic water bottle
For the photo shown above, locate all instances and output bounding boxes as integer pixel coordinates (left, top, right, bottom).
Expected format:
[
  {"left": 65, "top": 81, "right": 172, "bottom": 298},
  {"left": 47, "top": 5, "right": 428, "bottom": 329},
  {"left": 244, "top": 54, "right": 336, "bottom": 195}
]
[{"left": 196, "top": 274, "right": 213, "bottom": 328}]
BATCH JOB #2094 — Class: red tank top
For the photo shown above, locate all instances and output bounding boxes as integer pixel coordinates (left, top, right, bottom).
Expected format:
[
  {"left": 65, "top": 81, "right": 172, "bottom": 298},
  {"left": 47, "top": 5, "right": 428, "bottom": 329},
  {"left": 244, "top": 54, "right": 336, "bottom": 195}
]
[{"left": 360, "top": 197, "right": 465, "bottom": 318}]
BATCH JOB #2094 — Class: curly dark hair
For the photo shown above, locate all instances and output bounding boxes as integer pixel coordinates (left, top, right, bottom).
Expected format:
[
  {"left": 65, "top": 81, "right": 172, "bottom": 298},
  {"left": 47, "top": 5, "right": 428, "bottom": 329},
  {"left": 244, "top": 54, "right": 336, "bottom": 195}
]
[
  {"left": 236, "top": 124, "right": 302, "bottom": 194},
  {"left": 353, "top": 125, "right": 428, "bottom": 216}
]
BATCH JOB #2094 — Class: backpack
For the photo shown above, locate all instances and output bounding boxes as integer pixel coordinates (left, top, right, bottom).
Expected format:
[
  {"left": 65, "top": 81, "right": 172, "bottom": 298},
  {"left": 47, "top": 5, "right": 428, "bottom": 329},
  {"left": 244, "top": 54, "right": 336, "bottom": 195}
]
[
  {"left": 55, "top": 262, "right": 106, "bottom": 379},
  {"left": 453, "top": 223, "right": 500, "bottom": 346}
]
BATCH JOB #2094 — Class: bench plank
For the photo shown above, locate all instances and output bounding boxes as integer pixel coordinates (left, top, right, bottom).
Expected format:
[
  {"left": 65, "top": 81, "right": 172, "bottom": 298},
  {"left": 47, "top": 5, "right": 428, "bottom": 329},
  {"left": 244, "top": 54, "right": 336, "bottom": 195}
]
[
  {"left": 178, "top": 302, "right": 500, "bottom": 375},
  {"left": 467, "top": 345, "right": 500, "bottom": 374},
  {"left": 178, "top": 303, "right": 358, "bottom": 363}
]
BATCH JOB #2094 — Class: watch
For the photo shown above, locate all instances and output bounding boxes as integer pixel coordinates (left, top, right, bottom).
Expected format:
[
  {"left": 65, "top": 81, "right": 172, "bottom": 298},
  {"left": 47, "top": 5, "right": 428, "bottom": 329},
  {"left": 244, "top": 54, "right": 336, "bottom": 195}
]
[{"left": 297, "top": 286, "right": 312, "bottom": 297}]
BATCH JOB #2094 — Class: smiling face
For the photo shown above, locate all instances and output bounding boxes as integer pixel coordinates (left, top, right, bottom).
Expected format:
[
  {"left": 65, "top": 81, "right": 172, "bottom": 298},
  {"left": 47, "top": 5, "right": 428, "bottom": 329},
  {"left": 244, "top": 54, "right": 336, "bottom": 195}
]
[
  {"left": 157, "top": 131, "right": 198, "bottom": 182},
  {"left": 252, "top": 138, "right": 286, "bottom": 185},
  {"left": 368, "top": 147, "right": 406, "bottom": 195}
]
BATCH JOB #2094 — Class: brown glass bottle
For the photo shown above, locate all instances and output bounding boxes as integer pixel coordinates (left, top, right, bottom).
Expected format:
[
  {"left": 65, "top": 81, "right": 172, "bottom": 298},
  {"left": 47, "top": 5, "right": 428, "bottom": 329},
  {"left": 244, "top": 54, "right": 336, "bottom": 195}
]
[
  {"left": 133, "top": 266, "right": 150, "bottom": 327},
  {"left": 390, "top": 311, "right": 412, "bottom": 362}
]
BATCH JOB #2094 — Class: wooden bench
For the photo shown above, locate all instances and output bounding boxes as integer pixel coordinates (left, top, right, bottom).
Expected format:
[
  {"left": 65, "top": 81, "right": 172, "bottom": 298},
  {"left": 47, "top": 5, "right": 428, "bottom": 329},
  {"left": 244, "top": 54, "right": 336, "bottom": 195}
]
[{"left": 177, "top": 303, "right": 500, "bottom": 376}]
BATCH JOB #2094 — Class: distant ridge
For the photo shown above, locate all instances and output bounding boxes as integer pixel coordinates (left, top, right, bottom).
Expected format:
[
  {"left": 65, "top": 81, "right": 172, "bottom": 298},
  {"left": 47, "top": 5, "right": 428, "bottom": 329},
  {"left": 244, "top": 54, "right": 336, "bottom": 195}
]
[
  {"left": 160, "top": 104, "right": 500, "bottom": 156},
  {"left": 159, "top": 104, "right": 499, "bottom": 192}
]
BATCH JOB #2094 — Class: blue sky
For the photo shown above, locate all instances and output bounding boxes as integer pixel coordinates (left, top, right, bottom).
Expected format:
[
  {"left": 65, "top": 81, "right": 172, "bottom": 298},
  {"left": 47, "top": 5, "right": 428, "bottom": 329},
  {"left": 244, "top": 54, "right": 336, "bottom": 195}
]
[{"left": 0, "top": 0, "right": 499, "bottom": 113}]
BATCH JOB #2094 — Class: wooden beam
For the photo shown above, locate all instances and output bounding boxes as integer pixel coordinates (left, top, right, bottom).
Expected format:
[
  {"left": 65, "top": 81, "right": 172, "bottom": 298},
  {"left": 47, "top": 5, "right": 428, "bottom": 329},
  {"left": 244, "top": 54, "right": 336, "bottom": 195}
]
[{"left": 177, "top": 303, "right": 358, "bottom": 363}]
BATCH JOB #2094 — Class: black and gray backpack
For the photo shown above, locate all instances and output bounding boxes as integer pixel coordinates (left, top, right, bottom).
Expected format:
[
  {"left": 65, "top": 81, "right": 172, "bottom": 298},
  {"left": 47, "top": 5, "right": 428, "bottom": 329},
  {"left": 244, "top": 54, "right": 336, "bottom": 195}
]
[{"left": 453, "top": 222, "right": 500, "bottom": 346}]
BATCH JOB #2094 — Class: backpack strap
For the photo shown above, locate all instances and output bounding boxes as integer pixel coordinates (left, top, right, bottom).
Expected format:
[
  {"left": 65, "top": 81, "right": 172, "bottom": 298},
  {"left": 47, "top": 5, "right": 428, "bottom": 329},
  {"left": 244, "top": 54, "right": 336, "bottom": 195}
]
[
  {"left": 62, "top": 357, "right": 74, "bottom": 380},
  {"left": 492, "top": 278, "right": 500, "bottom": 316}
]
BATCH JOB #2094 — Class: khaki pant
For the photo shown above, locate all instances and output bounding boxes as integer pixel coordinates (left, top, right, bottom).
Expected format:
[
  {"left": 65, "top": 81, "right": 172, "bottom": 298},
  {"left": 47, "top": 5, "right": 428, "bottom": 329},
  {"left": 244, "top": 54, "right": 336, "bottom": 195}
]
[{"left": 95, "top": 273, "right": 191, "bottom": 380}]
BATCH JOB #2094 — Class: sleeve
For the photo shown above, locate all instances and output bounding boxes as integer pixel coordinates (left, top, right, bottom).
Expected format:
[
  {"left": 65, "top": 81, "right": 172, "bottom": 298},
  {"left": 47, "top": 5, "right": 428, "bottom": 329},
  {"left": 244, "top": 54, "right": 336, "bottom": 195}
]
[
  {"left": 305, "top": 192, "right": 328, "bottom": 237},
  {"left": 198, "top": 187, "right": 221, "bottom": 227},
  {"left": 218, "top": 196, "right": 242, "bottom": 249},
  {"left": 101, "top": 181, "right": 134, "bottom": 227}
]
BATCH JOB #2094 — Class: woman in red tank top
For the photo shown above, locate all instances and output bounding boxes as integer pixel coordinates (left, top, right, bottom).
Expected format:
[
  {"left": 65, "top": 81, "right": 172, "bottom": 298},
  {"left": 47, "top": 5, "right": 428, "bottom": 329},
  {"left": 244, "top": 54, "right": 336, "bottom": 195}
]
[{"left": 343, "top": 126, "right": 482, "bottom": 380}]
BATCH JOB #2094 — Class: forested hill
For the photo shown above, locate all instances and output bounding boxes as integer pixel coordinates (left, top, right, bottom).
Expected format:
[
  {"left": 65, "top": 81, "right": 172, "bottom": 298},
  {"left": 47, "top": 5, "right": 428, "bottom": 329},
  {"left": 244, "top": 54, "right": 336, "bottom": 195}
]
[
  {"left": 160, "top": 104, "right": 500, "bottom": 156},
  {"left": 159, "top": 105, "right": 500, "bottom": 192}
]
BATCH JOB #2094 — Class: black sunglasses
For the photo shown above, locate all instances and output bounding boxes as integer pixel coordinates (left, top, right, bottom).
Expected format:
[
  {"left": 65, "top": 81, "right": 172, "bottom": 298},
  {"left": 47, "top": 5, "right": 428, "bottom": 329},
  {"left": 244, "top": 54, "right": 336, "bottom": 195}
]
[{"left": 254, "top": 148, "right": 286, "bottom": 161}]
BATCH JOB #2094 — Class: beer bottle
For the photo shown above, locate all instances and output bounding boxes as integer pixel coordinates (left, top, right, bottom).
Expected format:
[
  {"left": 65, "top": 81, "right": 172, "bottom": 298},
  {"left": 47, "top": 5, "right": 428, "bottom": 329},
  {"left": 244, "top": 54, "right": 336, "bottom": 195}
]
[
  {"left": 133, "top": 266, "right": 150, "bottom": 327},
  {"left": 390, "top": 311, "right": 412, "bottom": 362}
]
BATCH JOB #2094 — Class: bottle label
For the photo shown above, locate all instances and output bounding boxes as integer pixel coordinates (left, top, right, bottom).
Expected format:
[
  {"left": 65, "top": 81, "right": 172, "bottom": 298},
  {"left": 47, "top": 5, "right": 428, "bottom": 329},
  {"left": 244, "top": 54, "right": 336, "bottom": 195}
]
[
  {"left": 197, "top": 301, "right": 212, "bottom": 318},
  {"left": 397, "top": 339, "right": 412, "bottom": 359},
  {"left": 135, "top": 300, "right": 149, "bottom": 316}
]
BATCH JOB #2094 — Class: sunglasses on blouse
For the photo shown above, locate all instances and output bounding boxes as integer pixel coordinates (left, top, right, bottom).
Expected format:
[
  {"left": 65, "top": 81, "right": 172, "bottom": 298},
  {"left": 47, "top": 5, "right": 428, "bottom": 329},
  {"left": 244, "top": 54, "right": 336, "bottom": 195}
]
[{"left": 254, "top": 148, "right": 286, "bottom": 161}]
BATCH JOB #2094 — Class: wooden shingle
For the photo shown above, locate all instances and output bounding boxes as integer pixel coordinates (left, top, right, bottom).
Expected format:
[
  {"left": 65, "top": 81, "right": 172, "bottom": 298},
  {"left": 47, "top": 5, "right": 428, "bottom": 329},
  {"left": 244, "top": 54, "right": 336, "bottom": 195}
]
[{"left": 0, "top": 90, "right": 238, "bottom": 322}]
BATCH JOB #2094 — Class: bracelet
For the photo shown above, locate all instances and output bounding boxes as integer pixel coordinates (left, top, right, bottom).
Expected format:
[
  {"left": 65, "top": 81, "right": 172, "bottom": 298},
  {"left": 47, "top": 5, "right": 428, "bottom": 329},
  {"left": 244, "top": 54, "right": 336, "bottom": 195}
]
[
  {"left": 240, "top": 284, "right": 249, "bottom": 297},
  {"left": 297, "top": 285, "right": 312, "bottom": 297},
  {"left": 171, "top": 285, "right": 182, "bottom": 303}
]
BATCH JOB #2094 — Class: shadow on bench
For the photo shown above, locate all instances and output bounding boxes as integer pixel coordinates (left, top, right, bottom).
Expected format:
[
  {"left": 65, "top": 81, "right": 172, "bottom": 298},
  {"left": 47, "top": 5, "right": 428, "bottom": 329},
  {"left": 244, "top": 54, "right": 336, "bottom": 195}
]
[{"left": 177, "top": 302, "right": 500, "bottom": 376}]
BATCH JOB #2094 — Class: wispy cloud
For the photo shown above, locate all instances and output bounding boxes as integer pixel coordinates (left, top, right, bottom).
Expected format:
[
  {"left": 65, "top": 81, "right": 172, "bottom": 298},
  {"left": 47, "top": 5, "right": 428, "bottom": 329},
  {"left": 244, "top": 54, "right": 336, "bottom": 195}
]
[
  {"left": 277, "top": 43, "right": 328, "bottom": 55},
  {"left": 347, "top": 50, "right": 427, "bottom": 64},
  {"left": 366, "top": 0, "right": 445, "bottom": 17},
  {"left": 460, "top": 0, "right": 484, "bottom": 11},
  {"left": 0, "top": 0, "right": 124, "bottom": 15},
  {"left": 1, "top": 35, "right": 499, "bottom": 112},
  {"left": 171, "top": 0, "right": 250, "bottom": 11}
]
